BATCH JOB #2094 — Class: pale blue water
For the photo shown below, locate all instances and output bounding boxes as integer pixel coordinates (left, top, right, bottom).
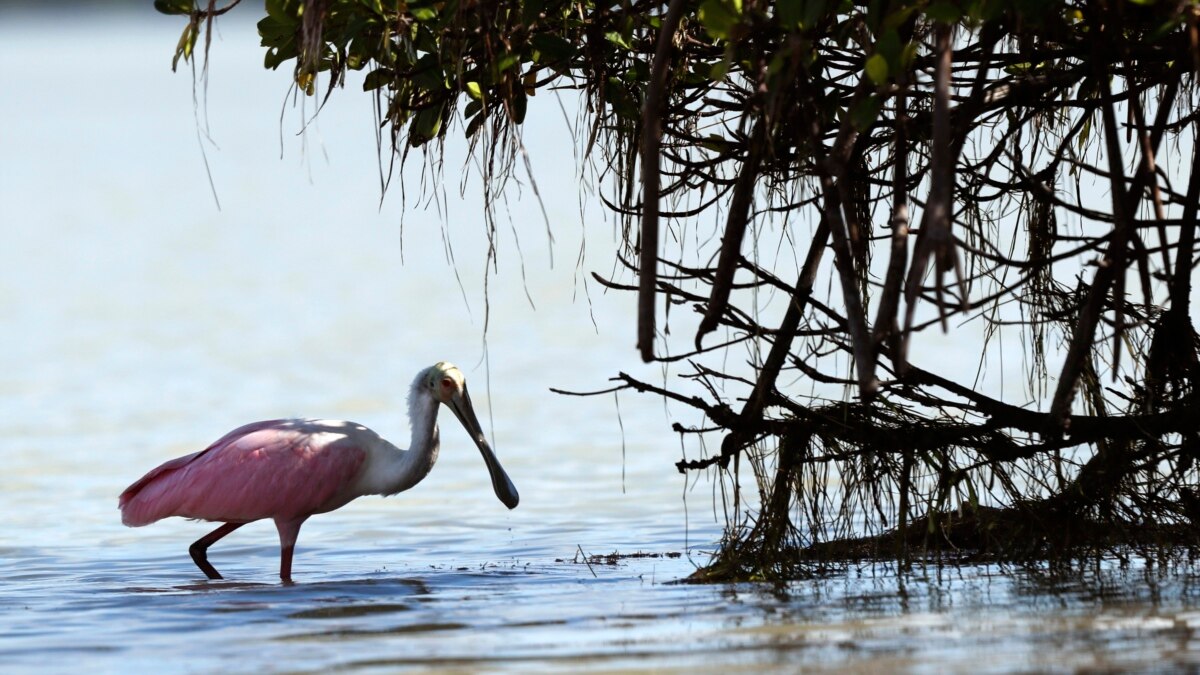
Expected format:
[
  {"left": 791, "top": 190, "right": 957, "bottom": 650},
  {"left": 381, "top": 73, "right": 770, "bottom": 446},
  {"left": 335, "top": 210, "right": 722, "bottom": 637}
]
[{"left": 2, "top": 8, "right": 1200, "bottom": 673}]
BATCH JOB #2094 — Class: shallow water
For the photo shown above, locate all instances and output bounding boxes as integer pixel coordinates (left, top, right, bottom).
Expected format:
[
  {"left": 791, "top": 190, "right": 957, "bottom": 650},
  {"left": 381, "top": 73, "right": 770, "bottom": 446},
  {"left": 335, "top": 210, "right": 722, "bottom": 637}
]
[{"left": 2, "top": 9, "right": 1200, "bottom": 673}]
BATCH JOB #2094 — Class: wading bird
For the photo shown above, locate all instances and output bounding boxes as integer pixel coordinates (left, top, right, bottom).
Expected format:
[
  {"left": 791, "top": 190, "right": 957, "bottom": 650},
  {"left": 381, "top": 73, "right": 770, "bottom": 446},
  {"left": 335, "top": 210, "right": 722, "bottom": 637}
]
[{"left": 119, "top": 362, "right": 518, "bottom": 582}]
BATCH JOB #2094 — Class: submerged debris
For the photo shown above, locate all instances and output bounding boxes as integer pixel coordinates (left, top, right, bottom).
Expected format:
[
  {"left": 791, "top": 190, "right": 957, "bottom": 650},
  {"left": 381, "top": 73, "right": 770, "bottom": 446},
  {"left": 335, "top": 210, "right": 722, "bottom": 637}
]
[{"left": 557, "top": 550, "right": 683, "bottom": 567}]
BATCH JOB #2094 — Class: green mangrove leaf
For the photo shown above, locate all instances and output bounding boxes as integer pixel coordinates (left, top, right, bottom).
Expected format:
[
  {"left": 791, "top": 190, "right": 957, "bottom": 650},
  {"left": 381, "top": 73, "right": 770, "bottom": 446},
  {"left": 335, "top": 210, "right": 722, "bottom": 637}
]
[
  {"left": 363, "top": 68, "right": 393, "bottom": 91},
  {"left": 865, "top": 53, "right": 888, "bottom": 85},
  {"left": 698, "top": 0, "right": 743, "bottom": 40},
  {"left": 154, "top": 0, "right": 195, "bottom": 16},
  {"left": 925, "top": 1, "right": 962, "bottom": 24},
  {"left": 531, "top": 33, "right": 574, "bottom": 66},
  {"left": 849, "top": 93, "right": 882, "bottom": 130},
  {"left": 605, "top": 30, "right": 633, "bottom": 51},
  {"left": 410, "top": 104, "right": 444, "bottom": 145},
  {"left": 172, "top": 22, "right": 197, "bottom": 71},
  {"left": 465, "top": 109, "right": 486, "bottom": 138}
]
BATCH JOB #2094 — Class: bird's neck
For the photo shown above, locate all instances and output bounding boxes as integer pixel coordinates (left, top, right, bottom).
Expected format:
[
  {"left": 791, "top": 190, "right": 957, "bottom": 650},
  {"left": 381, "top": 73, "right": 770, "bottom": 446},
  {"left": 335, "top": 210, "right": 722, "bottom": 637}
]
[
  {"left": 401, "top": 389, "right": 441, "bottom": 483},
  {"left": 360, "top": 390, "right": 441, "bottom": 498}
]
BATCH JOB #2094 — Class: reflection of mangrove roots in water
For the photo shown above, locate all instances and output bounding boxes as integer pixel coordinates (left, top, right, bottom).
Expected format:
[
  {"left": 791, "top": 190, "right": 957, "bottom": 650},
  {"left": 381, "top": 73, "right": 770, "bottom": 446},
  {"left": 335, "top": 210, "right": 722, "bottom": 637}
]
[
  {"left": 692, "top": 504, "right": 1200, "bottom": 584},
  {"left": 803, "top": 505, "right": 1200, "bottom": 563}
]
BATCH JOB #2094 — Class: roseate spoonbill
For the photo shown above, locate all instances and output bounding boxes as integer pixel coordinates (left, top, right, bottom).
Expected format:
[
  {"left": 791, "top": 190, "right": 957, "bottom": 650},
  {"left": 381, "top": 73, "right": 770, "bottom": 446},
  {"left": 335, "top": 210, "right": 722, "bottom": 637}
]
[{"left": 118, "top": 362, "right": 518, "bottom": 582}]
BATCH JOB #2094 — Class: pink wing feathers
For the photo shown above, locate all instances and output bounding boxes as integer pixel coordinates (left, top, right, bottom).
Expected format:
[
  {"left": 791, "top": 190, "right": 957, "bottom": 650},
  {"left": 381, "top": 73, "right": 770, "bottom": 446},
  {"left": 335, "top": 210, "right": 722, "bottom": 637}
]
[
  {"left": 118, "top": 419, "right": 285, "bottom": 511},
  {"left": 119, "top": 419, "right": 368, "bottom": 527}
]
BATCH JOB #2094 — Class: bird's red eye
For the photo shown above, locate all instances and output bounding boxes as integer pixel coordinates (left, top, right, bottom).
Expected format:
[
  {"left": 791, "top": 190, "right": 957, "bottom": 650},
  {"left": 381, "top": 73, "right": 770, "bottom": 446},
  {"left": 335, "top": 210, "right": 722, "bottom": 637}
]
[{"left": 440, "top": 378, "right": 454, "bottom": 390}]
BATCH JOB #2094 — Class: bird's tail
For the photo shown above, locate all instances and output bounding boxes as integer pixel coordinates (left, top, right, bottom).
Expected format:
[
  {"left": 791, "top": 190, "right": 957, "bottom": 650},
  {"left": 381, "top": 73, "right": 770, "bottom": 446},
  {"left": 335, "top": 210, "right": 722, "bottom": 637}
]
[{"left": 118, "top": 451, "right": 205, "bottom": 526}]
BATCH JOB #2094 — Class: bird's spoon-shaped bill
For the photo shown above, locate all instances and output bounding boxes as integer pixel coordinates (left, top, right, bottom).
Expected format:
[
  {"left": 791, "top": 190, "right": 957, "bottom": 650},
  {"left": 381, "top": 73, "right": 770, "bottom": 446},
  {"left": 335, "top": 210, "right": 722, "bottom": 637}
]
[{"left": 448, "top": 385, "right": 520, "bottom": 509}]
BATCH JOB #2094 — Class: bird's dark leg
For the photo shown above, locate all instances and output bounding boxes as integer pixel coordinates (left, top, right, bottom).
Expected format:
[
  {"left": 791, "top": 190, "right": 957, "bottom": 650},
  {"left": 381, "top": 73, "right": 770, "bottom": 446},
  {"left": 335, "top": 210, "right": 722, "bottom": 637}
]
[
  {"left": 274, "top": 518, "right": 306, "bottom": 584},
  {"left": 189, "top": 522, "right": 245, "bottom": 580},
  {"left": 279, "top": 544, "right": 295, "bottom": 584}
]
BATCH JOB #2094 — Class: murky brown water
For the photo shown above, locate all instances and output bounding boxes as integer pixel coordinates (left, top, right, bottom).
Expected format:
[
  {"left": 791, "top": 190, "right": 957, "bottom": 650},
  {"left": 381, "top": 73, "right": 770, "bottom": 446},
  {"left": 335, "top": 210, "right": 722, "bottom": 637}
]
[{"left": 2, "top": 9, "right": 1200, "bottom": 673}]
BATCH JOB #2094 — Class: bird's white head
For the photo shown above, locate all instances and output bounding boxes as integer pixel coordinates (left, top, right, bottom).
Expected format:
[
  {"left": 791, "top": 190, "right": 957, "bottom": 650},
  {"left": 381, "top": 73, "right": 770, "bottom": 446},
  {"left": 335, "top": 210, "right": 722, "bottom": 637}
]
[
  {"left": 426, "top": 361, "right": 466, "bottom": 404},
  {"left": 422, "top": 361, "right": 520, "bottom": 510}
]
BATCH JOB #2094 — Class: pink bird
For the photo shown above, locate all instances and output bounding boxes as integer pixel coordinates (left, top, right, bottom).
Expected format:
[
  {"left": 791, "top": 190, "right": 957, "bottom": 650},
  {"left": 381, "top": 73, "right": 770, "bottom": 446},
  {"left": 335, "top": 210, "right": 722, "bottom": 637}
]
[{"left": 119, "top": 362, "right": 519, "bottom": 582}]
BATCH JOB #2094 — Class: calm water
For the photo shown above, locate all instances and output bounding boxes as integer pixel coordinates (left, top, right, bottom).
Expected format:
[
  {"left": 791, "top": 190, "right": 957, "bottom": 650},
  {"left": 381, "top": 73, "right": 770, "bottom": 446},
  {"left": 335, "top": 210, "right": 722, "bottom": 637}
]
[{"left": 2, "top": 10, "right": 1200, "bottom": 673}]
